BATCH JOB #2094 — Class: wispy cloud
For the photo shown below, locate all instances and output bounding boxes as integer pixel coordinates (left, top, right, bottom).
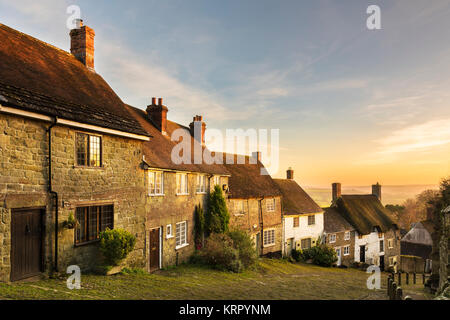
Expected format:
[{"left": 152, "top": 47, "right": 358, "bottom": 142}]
[{"left": 376, "top": 118, "right": 450, "bottom": 155}]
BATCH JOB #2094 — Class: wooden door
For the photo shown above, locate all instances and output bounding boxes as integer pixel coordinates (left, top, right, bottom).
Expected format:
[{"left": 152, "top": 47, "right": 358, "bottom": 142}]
[
  {"left": 286, "top": 238, "right": 293, "bottom": 256},
  {"left": 360, "top": 245, "right": 366, "bottom": 263},
  {"left": 379, "top": 255, "right": 385, "bottom": 271},
  {"left": 11, "top": 208, "right": 43, "bottom": 281},
  {"left": 149, "top": 228, "right": 160, "bottom": 272},
  {"left": 255, "top": 233, "right": 261, "bottom": 256}
]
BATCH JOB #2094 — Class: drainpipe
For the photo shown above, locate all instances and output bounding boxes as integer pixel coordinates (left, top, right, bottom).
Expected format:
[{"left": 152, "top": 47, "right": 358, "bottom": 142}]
[
  {"left": 258, "top": 197, "right": 265, "bottom": 255},
  {"left": 47, "top": 117, "right": 58, "bottom": 272}
]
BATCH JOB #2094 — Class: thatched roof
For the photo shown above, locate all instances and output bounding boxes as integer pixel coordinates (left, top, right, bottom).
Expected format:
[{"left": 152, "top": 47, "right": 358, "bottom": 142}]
[
  {"left": 273, "top": 179, "right": 322, "bottom": 215},
  {"left": 335, "top": 195, "right": 398, "bottom": 235},
  {"left": 323, "top": 207, "right": 355, "bottom": 233}
]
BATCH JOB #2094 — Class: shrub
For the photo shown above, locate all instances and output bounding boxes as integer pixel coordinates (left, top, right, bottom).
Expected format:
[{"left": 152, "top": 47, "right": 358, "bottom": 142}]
[
  {"left": 194, "top": 204, "right": 205, "bottom": 249},
  {"left": 292, "top": 245, "right": 337, "bottom": 267},
  {"left": 200, "top": 233, "right": 241, "bottom": 272},
  {"left": 99, "top": 228, "right": 136, "bottom": 266},
  {"left": 228, "top": 229, "right": 258, "bottom": 269},
  {"left": 205, "top": 185, "right": 230, "bottom": 235}
]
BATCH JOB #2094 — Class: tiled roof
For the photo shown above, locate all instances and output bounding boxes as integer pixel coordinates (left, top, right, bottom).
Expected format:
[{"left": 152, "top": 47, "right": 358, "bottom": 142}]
[
  {"left": 273, "top": 179, "right": 322, "bottom": 215},
  {"left": 223, "top": 154, "right": 282, "bottom": 199},
  {"left": 125, "top": 104, "right": 229, "bottom": 175},
  {"left": 0, "top": 23, "right": 148, "bottom": 137}
]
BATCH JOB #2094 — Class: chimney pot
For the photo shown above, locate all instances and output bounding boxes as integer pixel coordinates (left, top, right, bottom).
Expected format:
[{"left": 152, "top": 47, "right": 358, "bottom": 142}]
[
  {"left": 147, "top": 99, "right": 168, "bottom": 134},
  {"left": 189, "top": 115, "right": 206, "bottom": 144},
  {"left": 152, "top": 97, "right": 156, "bottom": 105},
  {"left": 252, "top": 151, "right": 262, "bottom": 162},
  {"left": 332, "top": 183, "right": 342, "bottom": 204},
  {"left": 158, "top": 98, "right": 163, "bottom": 106}
]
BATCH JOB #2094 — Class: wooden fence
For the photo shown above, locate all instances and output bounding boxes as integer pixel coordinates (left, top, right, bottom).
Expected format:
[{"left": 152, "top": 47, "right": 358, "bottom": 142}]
[{"left": 386, "top": 272, "right": 431, "bottom": 300}]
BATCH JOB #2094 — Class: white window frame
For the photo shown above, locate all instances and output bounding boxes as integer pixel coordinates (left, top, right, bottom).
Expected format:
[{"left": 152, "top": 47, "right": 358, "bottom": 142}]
[
  {"left": 388, "top": 238, "right": 394, "bottom": 249},
  {"left": 344, "top": 231, "right": 351, "bottom": 241},
  {"left": 148, "top": 171, "right": 164, "bottom": 196},
  {"left": 166, "top": 224, "right": 173, "bottom": 239},
  {"left": 263, "top": 229, "right": 275, "bottom": 247},
  {"left": 307, "top": 215, "right": 315, "bottom": 226},
  {"left": 213, "top": 175, "right": 220, "bottom": 186},
  {"left": 196, "top": 174, "right": 207, "bottom": 194},
  {"left": 176, "top": 221, "right": 188, "bottom": 249},
  {"left": 343, "top": 245, "right": 350, "bottom": 256},
  {"left": 329, "top": 234, "right": 336, "bottom": 243},
  {"left": 266, "top": 198, "right": 275, "bottom": 212},
  {"left": 176, "top": 173, "right": 189, "bottom": 195},
  {"left": 236, "top": 200, "right": 245, "bottom": 214}
]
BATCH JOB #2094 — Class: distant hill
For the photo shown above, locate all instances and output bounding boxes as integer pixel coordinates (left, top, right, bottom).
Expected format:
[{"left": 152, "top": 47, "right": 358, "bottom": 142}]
[{"left": 305, "top": 185, "right": 439, "bottom": 207}]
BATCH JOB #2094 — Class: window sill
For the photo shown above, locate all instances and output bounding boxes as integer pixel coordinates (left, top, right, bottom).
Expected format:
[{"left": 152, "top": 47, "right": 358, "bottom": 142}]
[
  {"left": 234, "top": 213, "right": 245, "bottom": 217},
  {"left": 148, "top": 194, "right": 165, "bottom": 197},
  {"left": 196, "top": 192, "right": 207, "bottom": 195},
  {"left": 176, "top": 193, "right": 190, "bottom": 196},
  {"left": 73, "top": 165, "right": 104, "bottom": 170},
  {"left": 263, "top": 243, "right": 275, "bottom": 248},
  {"left": 166, "top": 235, "right": 174, "bottom": 239},
  {"left": 175, "top": 243, "right": 189, "bottom": 250},
  {"left": 74, "top": 239, "right": 100, "bottom": 247}
]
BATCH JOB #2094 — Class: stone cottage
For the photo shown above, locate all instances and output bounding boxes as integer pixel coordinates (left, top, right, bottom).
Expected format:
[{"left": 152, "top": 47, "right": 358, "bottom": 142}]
[
  {"left": 326, "top": 183, "right": 400, "bottom": 271},
  {"left": 400, "top": 220, "right": 434, "bottom": 272},
  {"left": 0, "top": 22, "right": 151, "bottom": 281},
  {"left": 126, "top": 103, "right": 230, "bottom": 271},
  {"left": 323, "top": 207, "right": 356, "bottom": 267},
  {"left": 273, "top": 168, "right": 324, "bottom": 256},
  {"left": 223, "top": 153, "right": 283, "bottom": 257}
]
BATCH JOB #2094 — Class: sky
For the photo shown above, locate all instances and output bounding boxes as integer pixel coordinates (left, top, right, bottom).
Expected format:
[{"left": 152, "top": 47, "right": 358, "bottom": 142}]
[{"left": 1, "top": 0, "right": 449, "bottom": 187}]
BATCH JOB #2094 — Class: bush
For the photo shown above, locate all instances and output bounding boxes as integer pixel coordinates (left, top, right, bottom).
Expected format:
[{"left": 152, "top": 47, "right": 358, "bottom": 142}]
[
  {"left": 200, "top": 233, "right": 241, "bottom": 272},
  {"left": 205, "top": 185, "right": 230, "bottom": 235},
  {"left": 292, "top": 245, "right": 337, "bottom": 267},
  {"left": 194, "top": 204, "right": 205, "bottom": 249},
  {"left": 99, "top": 228, "right": 136, "bottom": 266},
  {"left": 228, "top": 229, "right": 258, "bottom": 269}
]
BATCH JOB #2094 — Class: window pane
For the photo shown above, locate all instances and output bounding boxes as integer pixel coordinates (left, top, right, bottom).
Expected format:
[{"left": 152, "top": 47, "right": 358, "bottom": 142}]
[
  {"left": 149, "top": 172, "right": 155, "bottom": 194},
  {"left": 155, "top": 172, "right": 162, "bottom": 194},
  {"left": 88, "top": 207, "right": 99, "bottom": 241},
  {"left": 76, "top": 207, "right": 86, "bottom": 243},
  {"left": 89, "top": 135, "right": 101, "bottom": 167},
  {"left": 76, "top": 133, "right": 88, "bottom": 166},
  {"left": 100, "top": 205, "right": 114, "bottom": 231},
  {"left": 184, "top": 175, "right": 188, "bottom": 193}
]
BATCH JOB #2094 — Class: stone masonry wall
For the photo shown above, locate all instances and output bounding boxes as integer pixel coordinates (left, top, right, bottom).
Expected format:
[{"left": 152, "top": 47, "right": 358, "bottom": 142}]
[{"left": 0, "top": 113, "right": 146, "bottom": 281}]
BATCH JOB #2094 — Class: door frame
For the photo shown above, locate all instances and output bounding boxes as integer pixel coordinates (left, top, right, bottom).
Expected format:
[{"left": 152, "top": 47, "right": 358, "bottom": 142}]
[
  {"left": 10, "top": 207, "right": 45, "bottom": 282},
  {"left": 149, "top": 227, "right": 162, "bottom": 272},
  {"left": 335, "top": 247, "right": 342, "bottom": 266},
  {"left": 360, "top": 245, "right": 366, "bottom": 263}
]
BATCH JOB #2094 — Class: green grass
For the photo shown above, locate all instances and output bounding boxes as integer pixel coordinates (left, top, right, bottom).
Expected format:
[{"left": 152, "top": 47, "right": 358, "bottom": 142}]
[{"left": 0, "top": 259, "right": 430, "bottom": 300}]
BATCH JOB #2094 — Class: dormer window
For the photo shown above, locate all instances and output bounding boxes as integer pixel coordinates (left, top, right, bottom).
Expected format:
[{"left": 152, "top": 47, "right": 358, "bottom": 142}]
[{"left": 76, "top": 132, "right": 102, "bottom": 167}]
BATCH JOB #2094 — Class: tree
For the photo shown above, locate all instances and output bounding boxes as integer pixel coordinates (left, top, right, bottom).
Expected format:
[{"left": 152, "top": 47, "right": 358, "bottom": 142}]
[
  {"left": 194, "top": 204, "right": 205, "bottom": 249},
  {"left": 205, "top": 185, "right": 230, "bottom": 235}
]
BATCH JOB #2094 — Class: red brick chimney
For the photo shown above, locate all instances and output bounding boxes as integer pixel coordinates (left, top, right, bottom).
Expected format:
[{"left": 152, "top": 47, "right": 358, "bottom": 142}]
[
  {"left": 332, "top": 182, "right": 342, "bottom": 203},
  {"left": 70, "top": 19, "right": 95, "bottom": 70},
  {"left": 147, "top": 97, "right": 168, "bottom": 134},
  {"left": 189, "top": 115, "right": 206, "bottom": 144},
  {"left": 286, "top": 167, "right": 294, "bottom": 180}
]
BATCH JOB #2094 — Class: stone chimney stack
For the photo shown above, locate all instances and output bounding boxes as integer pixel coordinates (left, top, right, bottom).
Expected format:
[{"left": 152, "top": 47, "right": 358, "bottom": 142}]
[
  {"left": 332, "top": 183, "right": 342, "bottom": 203},
  {"left": 70, "top": 19, "right": 95, "bottom": 70},
  {"left": 287, "top": 167, "right": 294, "bottom": 180},
  {"left": 189, "top": 115, "right": 206, "bottom": 144},
  {"left": 372, "top": 182, "right": 382, "bottom": 201},
  {"left": 252, "top": 151, "right": 262, "bottom": 162},
  {"left": 147, "top": 97, "right": 168, "bottom": 134}
]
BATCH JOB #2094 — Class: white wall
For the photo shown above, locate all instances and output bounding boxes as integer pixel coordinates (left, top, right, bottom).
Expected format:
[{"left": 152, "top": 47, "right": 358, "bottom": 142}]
[
  {"left": 354, "top": 231, "right": 384, "bottom": 266},
  {"left": 283, "top": 213, "right": 324, "bottom": 255}
]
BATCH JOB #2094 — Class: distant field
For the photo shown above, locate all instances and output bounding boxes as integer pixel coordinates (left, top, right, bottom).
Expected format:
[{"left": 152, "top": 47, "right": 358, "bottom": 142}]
[{"left": 305, "top": 185, "right": 439, "bottom": 207}]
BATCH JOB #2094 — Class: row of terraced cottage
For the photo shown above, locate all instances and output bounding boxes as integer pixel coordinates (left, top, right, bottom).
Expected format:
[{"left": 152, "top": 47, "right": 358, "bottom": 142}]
[{"left": 0, "top": 22, "right": 400, "bottom": 282}]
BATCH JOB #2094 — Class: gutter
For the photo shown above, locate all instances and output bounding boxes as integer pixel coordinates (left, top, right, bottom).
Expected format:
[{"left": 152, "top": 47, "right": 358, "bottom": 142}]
[
  {"left": 47, "top": 117, "right": 58, "bottom": 272},
  {"left": 258, "top": 196, "right": 265, "bottom": 255}
]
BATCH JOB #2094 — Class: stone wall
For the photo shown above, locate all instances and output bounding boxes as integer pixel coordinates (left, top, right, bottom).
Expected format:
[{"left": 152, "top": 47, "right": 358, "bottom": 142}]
[
  {"left": 325, "top": 230, "right": 355, "bottom": 267},
  {"left": 0, "top": 113, "right": 147, "bottom": 281},
  {"left": 145, "top": 173, "right": 229, "bottom": 269},
  {"left": 228, "top": 197, "right": 283, "bottom": 256}
]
